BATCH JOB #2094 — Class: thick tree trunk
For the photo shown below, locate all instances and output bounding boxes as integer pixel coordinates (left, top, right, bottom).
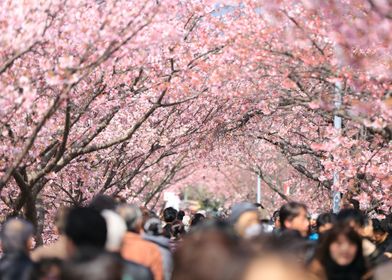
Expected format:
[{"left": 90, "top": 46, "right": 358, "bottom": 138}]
[
  {"left": 23, "top": 194, "right": 44, "bottom": 246},
  {"left": 12, "top": 171, "right": 45, "bottom": 246}
]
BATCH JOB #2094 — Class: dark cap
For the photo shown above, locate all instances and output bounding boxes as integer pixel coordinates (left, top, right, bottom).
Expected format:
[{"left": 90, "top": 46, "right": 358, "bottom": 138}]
[{"left": 229, "top": 202, "right": 258, "bottom": 224}]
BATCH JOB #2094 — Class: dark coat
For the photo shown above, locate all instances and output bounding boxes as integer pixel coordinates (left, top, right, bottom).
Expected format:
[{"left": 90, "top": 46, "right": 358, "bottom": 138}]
[
  {"left": 0, "top": 252, "right": 33, "bottom": 280},
  {"left": 123, "top": 259, "right": 154, "bottom": 280}
]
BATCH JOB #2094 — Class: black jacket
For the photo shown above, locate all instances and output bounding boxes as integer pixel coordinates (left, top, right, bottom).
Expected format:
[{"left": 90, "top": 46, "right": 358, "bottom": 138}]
[{"left": 0, "top": 251, "right": 33, "bottom": 280}]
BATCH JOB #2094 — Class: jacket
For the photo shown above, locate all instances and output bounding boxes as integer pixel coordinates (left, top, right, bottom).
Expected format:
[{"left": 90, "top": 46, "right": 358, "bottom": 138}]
[
  {"left": 121, "top": 232, "right": 163, "bottom": 280},
  {"left": 0, "top": 252, "right": 33, "bottom": 280},
  {"left": 143, "top": 234, "right": 173, "bottom": 280}
]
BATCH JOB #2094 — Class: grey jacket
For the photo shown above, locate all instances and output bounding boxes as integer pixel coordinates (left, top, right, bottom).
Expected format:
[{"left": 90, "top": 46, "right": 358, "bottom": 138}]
[{"left": 143, "top": 234, "right": 173, "bottom": 280}]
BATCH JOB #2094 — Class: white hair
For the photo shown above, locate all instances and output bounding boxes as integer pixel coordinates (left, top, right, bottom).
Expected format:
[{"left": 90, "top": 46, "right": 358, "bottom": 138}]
[{"left": 101, "top": 210, "right": 127, "bottom": 252}]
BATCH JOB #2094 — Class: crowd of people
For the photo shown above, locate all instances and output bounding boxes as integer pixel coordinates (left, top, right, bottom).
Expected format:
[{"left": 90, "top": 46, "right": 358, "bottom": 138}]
[{"left": 0, "top": 195, "right": 391, "bottom": 280}]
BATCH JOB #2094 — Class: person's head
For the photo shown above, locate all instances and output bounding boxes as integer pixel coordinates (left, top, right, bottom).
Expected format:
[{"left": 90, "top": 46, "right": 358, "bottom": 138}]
[
  {"left": 0, "top": 217, "right": 34, "bottom": 254},
  {"left": 163, "top": 207, "right": 178, "bottom": 223},
  {"left": 141, "top": 207, "right": 157, "bottom": 229},
  {"left": 116, "top": 204, "right": 143, "bottom": 233},
  {"left": 61, "top": 248, "right": 123, "bottom": 280},
  {"left": 272, "top": 210, "right": 280, "bottom": 229},
  {"left": 64, "top": 207, "right": 107, "bottom": 256},
  {"left": 310, "top": 213, "right": 318, "bottom": 226},
  {"left": 54, "top": 206, "right": 70, "bottom": 235},
  {"left": 101, "top": 210, "right": 127, "bottom": 252},
  {"left": 190, "top": 213, "right": 206, "bottom": 228},
  {"left": 144, "top": 217, "right": 163, "bottom": 236},
  {"left": 372, "top": 218, "right": 388, "bottom": 244},
  {"left": 172, "top": 220, "right": 239, "bottom": 280},
  {"left": 360, "top": 217, "right": 374, "bottom": 238},
  {"left": 316, "top": 213, "right": 337, "bottom": 234},
  {"left": 316, "top": 225, "right": 366, "bottom": 277},
  {"left": 170, "top": 220, "right": 185, "bottom": 240},
  {"left": 230, "top": 202, "right": 260, "bottom": 238},
  {"left": 177, "top": 210, "right": 185, "bottom": 221},
  {"left": 337, "top": 208, "right": 365, "bottom": 233},
  {"left": 279, "top": 202, "right": 309, "bottom": 237},
  {"left": 89, "top": 195, "right": 116, "bottom": 212}
]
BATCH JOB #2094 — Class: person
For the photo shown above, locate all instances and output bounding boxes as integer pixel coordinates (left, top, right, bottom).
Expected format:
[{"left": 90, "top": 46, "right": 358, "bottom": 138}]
[
  {"left": 31, "top": 207, "right": 70, "bottom": 261},
  {"left": 89, "top": 194, "right": 117, "bottom": 212},
  {"left": 162, "top": 207, "right": 178, "bottom": 239},
  {"left": 336, "top": 208, "right": 365, "bottom": 232},
  {"left": 308, "top": 225, "right": 371, "bottom": 280},
  {"left": 177, "top": 210, "right": 185, "bottom": 222},
  {"left": 337, "top": 209, "right": 382, "bottom": 264},
  {"left": 64, "top": 207, "right": 107, "bottom": 257},
  {"left": 0, "top": 218, "right": 34, "bottom": 280},
  {"left": 373, "top": 218, "right": 392, "bottom": 257},
  {"left": 310, "top": 213, "right": 319, "bottom": 232},
  {"left": 102, "top": 209, "right": 153, "bottom": 280},
  {"left": 61, "top": 247, "right": 123, "bottom": 280},
  {"left": 189, "top": 213, "right": 206, "bottom": 229},
  {"left": 372, "top": 219, "right": 388, "bottom": 246},
  {"left": 372, "top": 219, "right": 392, "bottom": 264},
  {"left": 317, "top": 213, "right": 337, "bottom": 235},
  {"left": 169, "top": 220, "right": 186, "bottom": 252},
  {"left": 279, "top": 202, "right": 309, "bottom": 237},
  {"left": 172, "top": 220, "right": 240, "bottom": 280},
  {"left": 118, "top": 204, "right": 164, "bottom": 280},
  {"left": 143, "top": 217, "right": 173, "bottom": 280},
  {"left": 229, "top": 202, "right": 260, "bottom": 238},
  {"left": 277, "top": 202, "right": 317, "bottom": 263},
  {"left": 272, "top": 210, "right": 281, "bottom": 234}
]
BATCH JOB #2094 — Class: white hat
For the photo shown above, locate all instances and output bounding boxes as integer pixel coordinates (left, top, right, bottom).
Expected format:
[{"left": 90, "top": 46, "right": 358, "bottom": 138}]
[{"left": 101, "top": 210, "right": 127, "bottom": 252}]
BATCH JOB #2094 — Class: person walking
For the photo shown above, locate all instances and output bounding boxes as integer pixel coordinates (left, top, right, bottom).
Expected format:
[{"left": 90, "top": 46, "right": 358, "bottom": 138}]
[{"left": 0, "top": 218, "right": 34, "bottom": 280}]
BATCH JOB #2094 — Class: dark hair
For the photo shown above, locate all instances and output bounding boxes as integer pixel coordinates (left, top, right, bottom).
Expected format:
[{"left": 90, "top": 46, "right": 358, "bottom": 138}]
[
  {"left": 177, "top": 210, "right": 185, "bottom": 221},
  {"left": 337, "top": 209, "right": 365, "bottom": 228},
  {"left": 254, "top": 203, "right": 265, "bottom": 209},
  {"left": 315, "top": 225, "right": 367, "bottom": 279},
  {"left": 144, "top": 218, "right": 163, "bottom": 236},
  {"left": 272, "top": 210, "right": 280, "bottom": 221},
  {"left": 316, "top": 213, "right": 337, "bottom": 231},
  {"left": 89, "top": 195, "right": 116, "bottom": 212},
  {"left": 170, "top": 220, "right": 185, "bottom": 239},
  {"left": 348, "top": 198, "right": 360, "bottom": 210},
  {"left": 190, "top": 213, "right": 206, "bottom": 228},
  {"left": 163, "top": 207, "right": 178, "bottom": 223},
  {"left": 372, "top": 218, "right": 387, "bottom": 234},
  {"left": 279, "top": 202, "right": 307, "bottom": 230},
  {"left": 65, "top": 207, "right": 107, "bottom": 249},
  {"left": 61, "top": 248, "right": 123, "bottom": 280}
]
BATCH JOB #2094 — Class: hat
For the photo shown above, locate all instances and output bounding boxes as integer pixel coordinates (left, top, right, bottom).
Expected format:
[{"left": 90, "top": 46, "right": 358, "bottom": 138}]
[{"left": 229, "top": 202, "right": 258, "bottom": 224}]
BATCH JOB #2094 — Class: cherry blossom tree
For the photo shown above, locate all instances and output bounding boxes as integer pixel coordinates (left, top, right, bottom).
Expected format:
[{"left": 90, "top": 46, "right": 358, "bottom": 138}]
[{"left": 0, "top": 0, "right": 391, "bottom": 243}]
